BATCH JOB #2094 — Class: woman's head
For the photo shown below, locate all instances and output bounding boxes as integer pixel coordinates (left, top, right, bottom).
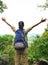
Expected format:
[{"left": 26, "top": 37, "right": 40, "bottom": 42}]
[{"left": 18, "top": 21, "right": 24, "bottom": 29}]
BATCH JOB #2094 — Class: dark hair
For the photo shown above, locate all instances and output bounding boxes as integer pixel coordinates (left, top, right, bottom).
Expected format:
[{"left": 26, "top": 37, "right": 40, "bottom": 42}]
[{"left": 18, "top": 21, "right": 24, "bottom": 29}]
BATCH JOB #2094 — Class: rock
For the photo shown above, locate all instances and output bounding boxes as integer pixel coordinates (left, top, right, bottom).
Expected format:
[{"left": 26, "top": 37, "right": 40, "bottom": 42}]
[
  {"left": 38, "top": 58, "right": 48, "bottom": 65},
  {"left": 0, "top": 60, "right": 2, "bottom": 65}
]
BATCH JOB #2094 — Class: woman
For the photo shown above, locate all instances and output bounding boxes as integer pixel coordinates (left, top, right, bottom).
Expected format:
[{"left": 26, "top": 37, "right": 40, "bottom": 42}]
[{"left": 2, "top": 18, "right": 46, "bottom": 65}]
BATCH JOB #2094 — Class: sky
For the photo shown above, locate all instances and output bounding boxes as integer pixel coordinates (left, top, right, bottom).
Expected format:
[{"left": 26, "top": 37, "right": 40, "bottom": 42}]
[{"left": 0, "top": 0, "right": 48, "bottom": 36}]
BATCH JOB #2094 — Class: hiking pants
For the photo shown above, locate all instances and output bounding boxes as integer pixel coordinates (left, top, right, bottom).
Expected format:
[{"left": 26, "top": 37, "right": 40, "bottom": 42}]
[{"left": 14, "top": 48, "right": 28, "bottom": 65}]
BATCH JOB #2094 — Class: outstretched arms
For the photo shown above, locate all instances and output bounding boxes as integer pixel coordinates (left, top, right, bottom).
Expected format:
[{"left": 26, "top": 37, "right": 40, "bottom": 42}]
[
  {"left": 1, "top": 18, "right": 16, "bottom": 33},
  {"left": 25, "top": 18, "right": 46, "bottom": 33}
]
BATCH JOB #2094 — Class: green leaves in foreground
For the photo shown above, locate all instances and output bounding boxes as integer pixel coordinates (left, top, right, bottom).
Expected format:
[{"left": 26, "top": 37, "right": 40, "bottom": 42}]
[{"left": 28, "top": 30, "right": 48, "bottom": 61}]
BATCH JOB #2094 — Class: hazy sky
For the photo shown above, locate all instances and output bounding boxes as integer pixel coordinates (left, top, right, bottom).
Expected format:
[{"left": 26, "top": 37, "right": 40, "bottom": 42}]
[{"left": 0, "top": 0, "right": 48, "bottom": 35}]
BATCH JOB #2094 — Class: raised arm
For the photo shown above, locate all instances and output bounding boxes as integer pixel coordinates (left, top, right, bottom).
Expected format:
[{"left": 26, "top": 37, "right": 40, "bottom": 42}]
[
  {"left": 1, "top": 18, "right": 16, "bottom": 33},
  {"left": 25, "top": 18, "right": 46, "bottom": 33}
]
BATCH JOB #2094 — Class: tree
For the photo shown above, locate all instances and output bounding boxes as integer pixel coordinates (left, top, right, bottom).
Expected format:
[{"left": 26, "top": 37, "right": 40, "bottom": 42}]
[
  {"left": 0, "top": 34, "right": 15, "bottom": 65},
  {"left": 0, "top": 0, "right": 7, "bottom": 13},
  {"left": 0, "top": 34, "right": 14, "bottom": 51},
  {"left": 38, "top": 0, "right": 48, "bottom": 10}
]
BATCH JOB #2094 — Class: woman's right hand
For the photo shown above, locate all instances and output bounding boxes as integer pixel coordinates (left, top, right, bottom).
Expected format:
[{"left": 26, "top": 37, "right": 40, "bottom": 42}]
[{"left": 1, "top": 17, "right": 6, "bottom": 22}]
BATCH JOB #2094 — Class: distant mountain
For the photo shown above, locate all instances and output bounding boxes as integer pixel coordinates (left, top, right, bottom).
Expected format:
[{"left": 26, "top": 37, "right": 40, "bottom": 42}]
[
  {"left": 28, "top": 33, "right": 36, "bottom": 39},
  {"left": 28, "top": 33, "right": 41, "bottom": 43},
  {"left": 0, "top": 34, "right": 2, "bottom": 36},
  {"left": 28, "top": 34, "right": 36, "bottom": 43}
]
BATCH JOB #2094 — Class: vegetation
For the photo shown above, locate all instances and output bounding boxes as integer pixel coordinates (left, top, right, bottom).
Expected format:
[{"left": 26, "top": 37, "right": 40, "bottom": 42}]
[
  {"left": 0, "top": 34, "right": 15, "bottom": 65},
  {"left": 0, "top": 24, "right": 48, "bottom": 65},
  {"left": 38, "top": 0, "right": 48, "bottom": 10},
  {"left": 0, "top": 0, "right": 7, "bottom": 13}
]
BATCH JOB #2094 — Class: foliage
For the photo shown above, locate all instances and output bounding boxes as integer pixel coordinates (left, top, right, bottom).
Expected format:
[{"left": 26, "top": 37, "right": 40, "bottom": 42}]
[
  {"left": 0, "top": 34, "right": 15, "bottom": 65},
  {"left": 0, "top": 34, "right": 14, "bottom": 51},
  {"left": 0, "top": 24, "right": 48, "bottom": 65},
  {"left": 38, "top": 0, "right": 48, "bottom": 10},
  {"left": 0, "top": 0, "right": 7, "bottom": 13},
  {"left": 28, "top": 25, "right": 48, "bottom": 62}
]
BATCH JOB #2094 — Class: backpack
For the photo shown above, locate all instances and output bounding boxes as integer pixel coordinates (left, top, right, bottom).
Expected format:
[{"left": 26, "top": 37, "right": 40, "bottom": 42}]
[{"left": 14, "top": 29, "right": 26, "bottom": 50}]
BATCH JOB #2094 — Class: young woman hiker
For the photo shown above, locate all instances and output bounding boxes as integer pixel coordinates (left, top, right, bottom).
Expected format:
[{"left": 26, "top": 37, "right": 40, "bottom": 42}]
[{"left": 2, "top": 18, "right": 46, "bottom": 65}]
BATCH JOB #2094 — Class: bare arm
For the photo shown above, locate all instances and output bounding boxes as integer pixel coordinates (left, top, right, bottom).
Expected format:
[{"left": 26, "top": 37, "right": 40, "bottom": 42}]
[
  {"left": 25, "top": 18, "right": 46, "bottom": 33},
  {"left": 1, "top": 18, "right": 16, "bottom": 33}
]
